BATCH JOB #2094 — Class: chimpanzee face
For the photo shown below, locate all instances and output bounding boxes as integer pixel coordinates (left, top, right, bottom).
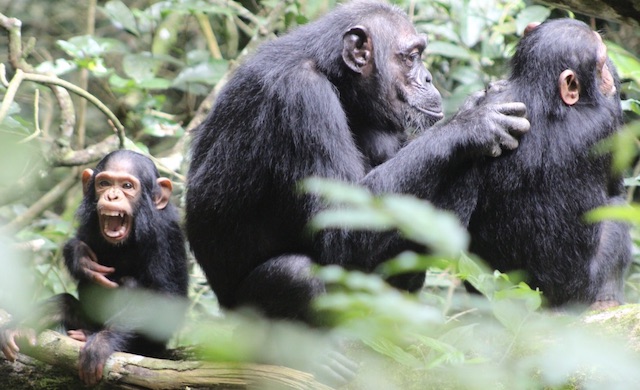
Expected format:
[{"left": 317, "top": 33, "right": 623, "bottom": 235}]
[
  {"left": 81, "top": 153, "right": 172, "bottom": 246},
  {"left": 89, "top": 162, "right": 141, "bottom": 245},
  {"left": 341, "top": 16, "right": 443, "bottom": 133},
  {"left": 392, "top": 31, "right": 444, "bottom": 131}
]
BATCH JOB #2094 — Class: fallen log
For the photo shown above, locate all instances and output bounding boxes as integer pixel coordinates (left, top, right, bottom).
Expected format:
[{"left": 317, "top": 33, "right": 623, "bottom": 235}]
[{"left": 0, "top": 329, "right": 332, "bottom": 390}]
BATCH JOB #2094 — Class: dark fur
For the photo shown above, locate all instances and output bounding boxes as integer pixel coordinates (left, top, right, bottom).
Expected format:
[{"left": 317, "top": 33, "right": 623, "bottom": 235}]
[
  {"left": 187, "top": 0, "right": 528, "bottom": 322},
  {"left": 467, "top": 19, "right": 631, "bottom": 307},
  {"left": 62, "top": 150, "right": 188, "bottom": 378}
]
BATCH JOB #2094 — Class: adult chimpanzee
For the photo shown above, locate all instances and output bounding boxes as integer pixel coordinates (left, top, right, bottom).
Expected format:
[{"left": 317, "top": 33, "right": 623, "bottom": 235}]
[
  {"left": 186, "top": 0, "right": 530, "bottom": 322},
  {"left": 0, "top": 150, "right": 188, "bottom": 386},
  {"left": 466, "top": 19, "right": 631, "bottom": 309}
]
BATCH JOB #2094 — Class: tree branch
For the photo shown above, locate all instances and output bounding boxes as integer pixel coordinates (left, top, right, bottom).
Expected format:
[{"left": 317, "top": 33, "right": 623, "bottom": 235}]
[
  {"left": 1, "top": 169, "right": 79, "bottom": 234},
  {"left": 3, "top": 330, "right": 333, "bottom": 390}
]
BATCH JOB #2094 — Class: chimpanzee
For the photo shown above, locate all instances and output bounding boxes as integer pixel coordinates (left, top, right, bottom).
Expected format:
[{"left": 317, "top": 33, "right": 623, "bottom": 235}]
[
  {"left": 466, "top": 19, "right": 631, "bottom": 309},
  {"left": 0, "top": 150, "right": 188, "bottom": 386},
  {"left": 186, "top": 0, "right": 530, "bottom": 322}
]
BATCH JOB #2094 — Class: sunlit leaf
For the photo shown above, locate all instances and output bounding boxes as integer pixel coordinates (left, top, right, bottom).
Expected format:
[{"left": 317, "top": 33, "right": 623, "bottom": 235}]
[
  {"left": 515, "top": 6, "right": 551, "bottom": 35},
  {"left": 35, "top": 58, "right": 77, "bottom": 76},
  {"left": 102, "top": 0, "right": 140, "bottom": 36},
  {"left": 311, "top": 209, "right": 394, "bottom": 231},
  {"left": 585, "top": 204, "right": 640, "bottom": 225},
  {"left": 301, "top": 177, "right": 373, "bottom": 205},
  {"left": 608, "top": 42, "right": 640, "bottom": 85}
]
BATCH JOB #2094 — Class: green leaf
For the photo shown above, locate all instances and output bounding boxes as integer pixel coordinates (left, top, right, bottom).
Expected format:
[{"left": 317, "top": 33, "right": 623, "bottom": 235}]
[
  {"left": 57, "top": 36, "right": 125, "bottom": 59},
  {"left": 365, "top": 337, "right": 423, "bottom": 368},
  {"left": 301, "top": 177, "right": 373, "bottom": 205},
  {"left": 515, "top": 6, "right": 551, "bottom": 35},
  {"left": 35, "top": 58, "right": 77, "bottom": 76},
  {"left": 382, "top": 195, "right": 469, "bottom": 256},
  {"left": 608, "top": 42, "right": 640, "bottom": 85},
  {"left": 427, "top": 41, "right": 473, "bottom": 60},
  {"left": 457, "top": 253, "right": 485, "bottom": 282},
  {"left": 138, "top": 77, "right": 172, "bottom": 90},
  {"left": 172, "top": 60, "right": 229, "bottom": 88},
  {"left": 376, "top": 251, "right": 450, "bottom": 277},
  {"left": 102, "top": 0, "right": 140, "bottom": 36},
  {"left": 585, "top": 204, "right": 640, "bottom": 225},
  {"left": 123, "top": 53, "right": 164, "bottom": 82},
  {"left": 457, "top": 3, "right": 485, "bottom": 48},
  {"left": 311, "top": 209, "right": 394, "bottom": 231},
  {"left": 621, "top": 99, "right": 640, "bottom": 115}
]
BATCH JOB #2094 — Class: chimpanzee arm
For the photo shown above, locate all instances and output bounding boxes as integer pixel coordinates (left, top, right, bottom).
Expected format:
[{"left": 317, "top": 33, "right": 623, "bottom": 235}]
[
  {"left": 0, "top": 293, "right": 88, "bottom": 361},
  {"left": 364, "top": 101, "right": 528, "bottom": 197},
  {"left": 588, "top": 182, "right": 632, "bottom": 308},
  {"left": 78, "top": 328, "right": 130, "bottom": 386},
  {"left": 63, "top": 238, "right": 118, "bottom": 289},
  {"left": 313, "top": 101, "right": 528, "bottom": 272}
]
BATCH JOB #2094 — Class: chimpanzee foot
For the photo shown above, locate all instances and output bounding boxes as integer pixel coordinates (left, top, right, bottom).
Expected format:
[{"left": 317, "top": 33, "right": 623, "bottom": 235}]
[{"left": 589, "top": 300, "right": 621, "bottom": 311}]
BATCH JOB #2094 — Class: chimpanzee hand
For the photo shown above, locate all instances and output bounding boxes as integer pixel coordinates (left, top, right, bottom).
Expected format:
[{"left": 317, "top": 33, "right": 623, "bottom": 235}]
[
  {"left": 78, "top": 331, "right": 116, "bottom": 386},
  {"left": 75, "top": 241, "right": 118, "bottom": 289},
  {"left": 67, "top": 329, "right": 89, "bottom": 342},
  {"left": 456, "top": 80, "right": 510, "bottom": 113},
  {"left": 450, "top": 100, "right": 529, "bottom": 157},
  {"left": 0, "top": 327, "right": 36, "bottom": 361}
]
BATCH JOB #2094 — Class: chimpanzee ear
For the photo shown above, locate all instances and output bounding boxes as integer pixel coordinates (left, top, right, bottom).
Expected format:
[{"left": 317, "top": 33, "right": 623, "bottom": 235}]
[
  {"left": 81, "top": 169, "right": 94, "bottom": 195},
  {"left": 559, "top": 69, "right": 580, "bottom": 106},
  {"left": 524, "top": 22, "right": 540, "bottom": 35},
  {"left": 155, "top": 178, "right": 173, "bottom": 210},
  {"left": 342, "top": 26, "right": 373, "bottom": 75}
]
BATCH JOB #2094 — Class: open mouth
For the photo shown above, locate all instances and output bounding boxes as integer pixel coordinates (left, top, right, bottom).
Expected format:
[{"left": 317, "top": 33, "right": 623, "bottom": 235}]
[{"left": 99, "top": 209, "right": 131, "bottom": 244}]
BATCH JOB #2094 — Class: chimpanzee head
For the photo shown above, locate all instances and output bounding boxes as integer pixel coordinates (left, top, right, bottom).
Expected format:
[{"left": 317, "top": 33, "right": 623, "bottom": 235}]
[
  {"left": 81, "top": 150, "right": 172, "bottom": 245},
  {"left": 336, "top": 1, "right": 443, "bottom": 132},
  {"left": 510, "top": 18, "right": 620, "bottom": 119}
]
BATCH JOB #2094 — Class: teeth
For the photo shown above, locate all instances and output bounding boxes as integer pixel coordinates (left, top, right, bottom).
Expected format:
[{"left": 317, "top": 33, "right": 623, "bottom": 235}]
[{"left": 101, "top": 210, "right": 125, "bottom": 218}]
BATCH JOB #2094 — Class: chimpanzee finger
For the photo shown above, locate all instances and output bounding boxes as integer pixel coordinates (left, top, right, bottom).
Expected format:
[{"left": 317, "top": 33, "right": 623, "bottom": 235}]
[
  {"left": 500, "top": 134, "right": 519, "bottom": 151},
  {"left": 80, "top": 362, "right": 99, "bottom": 386},
  {"left": 91, "top": 262, "right": 116, "bottom": 275},
  {"left": 494, "top": 102, "right": 527, "bottom": 118},
  {"left": 94, "top": 362, "right": 104, "bottom": 385},
  {"left": 1, "top": 335, "right": 18, "bottom": 361},
  {"left": 85, "top": 244, "right": 99, "bottom": 263},
  {"left": 6, "top": 334, "right": 20, "bottom": 354},
  {"left": 496, "top": 114, "right": 530, "bottom": 137},
  {"left": 326, "top": 350, "right": 359, "bottom": 383},
  {"left": 67, "top": 329, "right": 88, "bottom": 342},
  {"left": 91, "top": 272, "right": 119, "bottom": 289},
  {"left": 489, "top": 144, "right": 502, "bottom": 157},
  {"left": 2, "top": 346, "right": 16, "bottom": 361}
]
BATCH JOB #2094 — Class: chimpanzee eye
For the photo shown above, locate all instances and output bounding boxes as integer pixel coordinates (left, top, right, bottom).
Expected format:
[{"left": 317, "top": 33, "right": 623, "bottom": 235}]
[
  {"left": 122, "top": 182, "right": 134, "bottom": 190},
  {"left": 405, "top": 50, "right": 421, "bottom": 67},
  {"left": 98, "top": 180, "right": 110, "bottom": 188}
]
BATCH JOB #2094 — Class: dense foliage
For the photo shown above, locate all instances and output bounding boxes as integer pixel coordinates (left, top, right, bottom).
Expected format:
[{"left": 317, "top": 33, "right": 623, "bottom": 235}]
[{"left": 1, "top": 0, "right": 640, "bottom": 388}]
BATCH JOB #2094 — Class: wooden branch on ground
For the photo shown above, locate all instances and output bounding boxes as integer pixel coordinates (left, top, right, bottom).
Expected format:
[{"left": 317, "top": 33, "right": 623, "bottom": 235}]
[{"left": 1, "top": 330, "right": 333, "bottom": 390}]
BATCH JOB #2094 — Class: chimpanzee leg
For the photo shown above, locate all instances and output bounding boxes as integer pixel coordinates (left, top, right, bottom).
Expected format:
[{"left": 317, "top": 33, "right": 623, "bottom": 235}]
[
  {"left": 5, "top": 293, "right": 89, "bottom": 332},
  {"left": 236, "top": 255, "right": 326, "bottom": 323},
  {"left": 589, "top": 219, "right": 632, "bottom": 309}
]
